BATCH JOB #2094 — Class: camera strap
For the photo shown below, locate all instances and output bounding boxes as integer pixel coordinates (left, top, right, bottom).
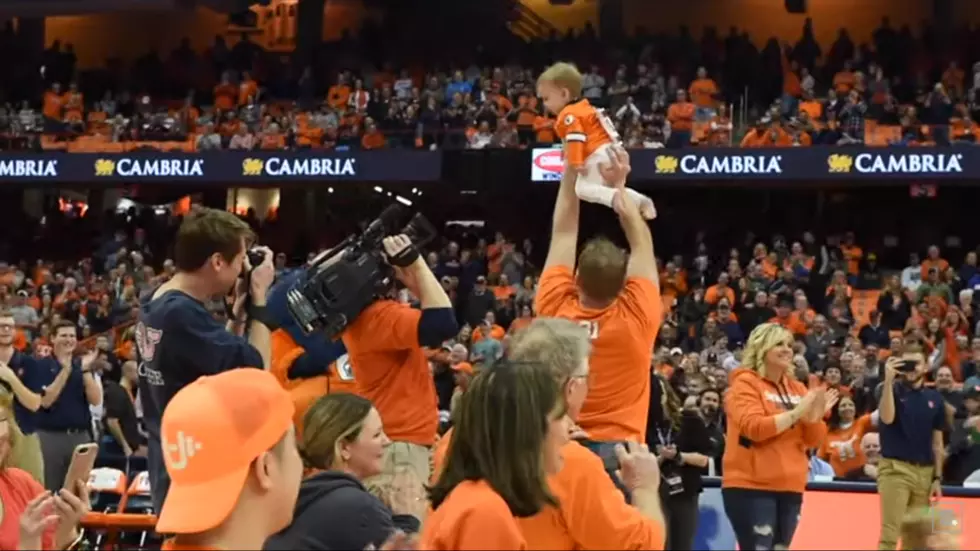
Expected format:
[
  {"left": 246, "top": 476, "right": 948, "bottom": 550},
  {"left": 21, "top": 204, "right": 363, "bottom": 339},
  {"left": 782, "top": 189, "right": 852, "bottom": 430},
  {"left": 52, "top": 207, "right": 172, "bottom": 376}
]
[
  {"left": 246, "top": 304, "right": 281, "bottom": 331},
  {"left": 388, "top": 245, "right": 420, "bottom": 268}
]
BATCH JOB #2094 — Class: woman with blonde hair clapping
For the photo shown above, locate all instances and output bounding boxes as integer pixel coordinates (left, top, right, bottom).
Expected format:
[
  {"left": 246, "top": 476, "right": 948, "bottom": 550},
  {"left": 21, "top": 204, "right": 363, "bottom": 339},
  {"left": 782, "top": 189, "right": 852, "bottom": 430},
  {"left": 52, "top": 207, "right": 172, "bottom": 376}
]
[{"left": 722, "top": 322, "right": 838, "bottom": 550}]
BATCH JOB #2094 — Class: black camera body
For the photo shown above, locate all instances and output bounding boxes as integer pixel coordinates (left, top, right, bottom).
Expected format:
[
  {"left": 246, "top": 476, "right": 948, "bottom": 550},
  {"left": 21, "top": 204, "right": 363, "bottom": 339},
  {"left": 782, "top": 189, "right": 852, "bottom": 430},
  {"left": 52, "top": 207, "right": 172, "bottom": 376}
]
[
  {"left": 246, "top": 248, "right": 265, "bottom": 268},
  {"left": 284, "top": 204, "right": 436, "bottom": 340}
]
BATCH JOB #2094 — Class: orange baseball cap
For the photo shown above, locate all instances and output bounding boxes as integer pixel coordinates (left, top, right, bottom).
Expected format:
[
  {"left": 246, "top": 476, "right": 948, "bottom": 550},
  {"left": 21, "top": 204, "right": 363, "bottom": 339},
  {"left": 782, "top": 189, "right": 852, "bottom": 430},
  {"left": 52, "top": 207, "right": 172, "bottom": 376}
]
[{"left": 155, "top": 368, "right": 295, "bottom": 535}]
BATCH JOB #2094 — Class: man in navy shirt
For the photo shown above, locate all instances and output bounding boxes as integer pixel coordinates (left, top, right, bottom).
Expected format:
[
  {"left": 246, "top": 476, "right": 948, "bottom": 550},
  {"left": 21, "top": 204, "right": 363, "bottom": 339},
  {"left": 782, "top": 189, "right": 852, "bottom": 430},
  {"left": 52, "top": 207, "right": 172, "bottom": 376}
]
[
  {"left": 877, "top": 347, "right": 948, "bottom": 550},
  {"left": 36, "top": 321, "right": 102, "bottom": 491},
  {"left": 0, "top": 309, "right": 46, "bottom": 483},
  {"left": 137, "top": 207, "right": 276, "bottom": 515}
]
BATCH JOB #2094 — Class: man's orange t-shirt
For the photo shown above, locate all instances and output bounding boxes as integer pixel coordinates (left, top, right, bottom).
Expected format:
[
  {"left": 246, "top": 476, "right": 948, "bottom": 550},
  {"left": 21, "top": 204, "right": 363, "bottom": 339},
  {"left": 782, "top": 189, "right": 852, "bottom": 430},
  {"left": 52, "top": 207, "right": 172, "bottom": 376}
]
[
  {"left": 705, "top": 284, "right": 735, "bottom": 306},
  {"left": 819, "top": 413, "right": 873, "bottom": 477},
  {"left": 472, "top": 323, "right": 505, "bottom": 343},
  {"left": 689, "top": 78, "right": 718, "bottom": 107},
  {"left": 667, "top": 102, "right": 695, "bottom": 132},
  {"left": 534, "top": 266, "right": 662, "bottom": 442},
  {"left": 341, "top": 300, "right": 438, "bottom": 446},
  {"left": 420, "top": 480, "right": 527, "bottom": 550},
  {"left": 769, "top": 314, "right": 807, "bottom": 337},
  {"left": 431, "top": 429, "right": 665, "bottom": 550}
]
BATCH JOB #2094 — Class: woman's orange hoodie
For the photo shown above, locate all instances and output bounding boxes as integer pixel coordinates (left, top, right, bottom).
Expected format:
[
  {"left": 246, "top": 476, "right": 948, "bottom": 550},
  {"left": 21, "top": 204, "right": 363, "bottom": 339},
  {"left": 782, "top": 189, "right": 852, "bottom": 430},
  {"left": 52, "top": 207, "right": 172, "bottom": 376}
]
[{"left": 722, "top": 367, "right": 827, "bottom": 494}]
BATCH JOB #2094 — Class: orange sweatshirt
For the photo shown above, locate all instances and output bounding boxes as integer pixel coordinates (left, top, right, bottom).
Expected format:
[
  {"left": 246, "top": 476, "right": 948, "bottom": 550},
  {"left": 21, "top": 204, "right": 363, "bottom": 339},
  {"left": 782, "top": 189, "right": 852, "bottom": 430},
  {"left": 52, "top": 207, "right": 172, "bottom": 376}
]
[
  {"left": 270, "top": 329, "right": 358, "bottom": 437},
  {"left": 722, "top": 368, "right": 827, "bottom": 494}
]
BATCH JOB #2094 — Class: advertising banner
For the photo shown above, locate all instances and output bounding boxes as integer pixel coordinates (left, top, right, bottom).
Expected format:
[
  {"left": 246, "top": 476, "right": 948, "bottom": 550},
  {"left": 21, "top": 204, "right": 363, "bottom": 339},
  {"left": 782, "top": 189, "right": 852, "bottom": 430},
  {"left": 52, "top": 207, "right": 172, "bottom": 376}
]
[
  {"left": 0, "top": 150, "right": 442, "bottom": 183},
  {"left": 694, "top": 485, "right": 979, "bottom": 550},
  {"left": 530, "top": 146, "right": 971, "bottom": 182}
]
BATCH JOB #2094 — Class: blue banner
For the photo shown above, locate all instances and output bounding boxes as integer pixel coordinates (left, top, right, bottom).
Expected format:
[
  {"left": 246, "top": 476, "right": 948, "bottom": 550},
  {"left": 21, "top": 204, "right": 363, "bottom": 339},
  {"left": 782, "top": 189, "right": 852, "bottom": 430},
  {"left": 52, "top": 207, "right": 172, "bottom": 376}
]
[
  {"left": 0, "top": 150, "right": 442, "bottom": 183},
  {"left": 531, "top": 146, "right": 971, "bottom": 181}
]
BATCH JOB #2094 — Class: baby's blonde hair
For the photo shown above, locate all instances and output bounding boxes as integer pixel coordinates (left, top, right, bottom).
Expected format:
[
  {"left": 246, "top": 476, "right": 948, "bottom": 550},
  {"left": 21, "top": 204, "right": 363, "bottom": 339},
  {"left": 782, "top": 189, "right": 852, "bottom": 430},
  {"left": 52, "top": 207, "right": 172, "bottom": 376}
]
[
  {"left": 741, "top": 323, "right": 796, "bottom": 378},
  {"left": 537, "top": 62, "right": 583, "bottom": 97}
]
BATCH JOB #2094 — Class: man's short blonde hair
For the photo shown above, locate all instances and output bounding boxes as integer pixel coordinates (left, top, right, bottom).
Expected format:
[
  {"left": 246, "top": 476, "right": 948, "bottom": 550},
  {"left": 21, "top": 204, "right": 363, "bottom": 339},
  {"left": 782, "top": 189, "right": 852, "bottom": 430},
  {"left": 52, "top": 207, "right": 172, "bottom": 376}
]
[
  {"left": 537, "top": 62, "right": 584, "bottom": 97},
  {"left": 576, "top": 237, "right": 627, "bottom": 303},
  {"left": 508, "top": 317, "right": 591, "bottom": 383}
]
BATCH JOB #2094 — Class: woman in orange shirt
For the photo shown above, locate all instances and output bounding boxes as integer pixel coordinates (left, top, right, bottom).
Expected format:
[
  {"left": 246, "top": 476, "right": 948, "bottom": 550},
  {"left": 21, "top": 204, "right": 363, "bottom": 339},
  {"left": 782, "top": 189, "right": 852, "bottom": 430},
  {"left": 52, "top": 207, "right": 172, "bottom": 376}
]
[
  {"left": 422, "top": 364, "right": 570, "bottom": 551},
  {"left": 722, "top": 323, "right": 837, "bottom": 551},
  {"left": 0, "top": 396, "right": 89, "bottom": 550},
  {"left": 819, "top": 396, "right": 873, "bottom": 477}
]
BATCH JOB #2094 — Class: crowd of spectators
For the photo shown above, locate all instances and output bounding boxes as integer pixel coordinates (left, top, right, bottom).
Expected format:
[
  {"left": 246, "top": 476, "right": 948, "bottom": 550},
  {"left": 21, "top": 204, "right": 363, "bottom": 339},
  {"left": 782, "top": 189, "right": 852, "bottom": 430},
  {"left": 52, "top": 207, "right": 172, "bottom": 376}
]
[
  {"left": 3, "top": 18, "right": 980, "bottom": 152},
  {"left": 2, "top": 197, "right": 979, "bottom": 500}
]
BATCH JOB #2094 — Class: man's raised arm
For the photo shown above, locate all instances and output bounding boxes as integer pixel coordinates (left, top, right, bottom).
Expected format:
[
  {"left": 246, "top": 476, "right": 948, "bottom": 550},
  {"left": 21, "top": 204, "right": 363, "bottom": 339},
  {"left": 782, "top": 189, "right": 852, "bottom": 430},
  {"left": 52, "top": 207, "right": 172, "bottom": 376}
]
[
  {"left": 543, "top": 155, "right": 581, "bottom": 270},
  {"left": 602, "top": 147, "right": 659, "bottom": 286}
]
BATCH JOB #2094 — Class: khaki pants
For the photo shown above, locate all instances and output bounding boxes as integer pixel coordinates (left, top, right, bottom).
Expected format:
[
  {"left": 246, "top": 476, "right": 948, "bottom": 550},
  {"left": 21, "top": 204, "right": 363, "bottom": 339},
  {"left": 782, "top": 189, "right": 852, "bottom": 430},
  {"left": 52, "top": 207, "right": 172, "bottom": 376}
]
[
  {"left": 363, "top": 441, "right": 431, "bottom": 519},
  {"left": 877, "top": 457, "right": 933, "bottom": 550},
  {"left": 9, "top": 430, "right": 45, "bottom": 486}
]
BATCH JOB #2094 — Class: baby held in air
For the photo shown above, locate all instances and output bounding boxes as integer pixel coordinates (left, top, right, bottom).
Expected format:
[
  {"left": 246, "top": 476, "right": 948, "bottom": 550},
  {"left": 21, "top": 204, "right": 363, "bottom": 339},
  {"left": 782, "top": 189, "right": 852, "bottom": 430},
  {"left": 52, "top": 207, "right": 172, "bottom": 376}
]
[{"left": 536, "top": 61, "right": 657, "bottom": 220}]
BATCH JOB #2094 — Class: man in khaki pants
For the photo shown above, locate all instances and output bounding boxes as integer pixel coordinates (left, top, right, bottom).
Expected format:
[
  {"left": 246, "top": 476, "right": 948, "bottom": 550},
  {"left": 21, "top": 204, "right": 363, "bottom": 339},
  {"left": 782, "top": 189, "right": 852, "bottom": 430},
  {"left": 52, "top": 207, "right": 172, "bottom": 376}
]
[
  {"left": 876, "top": 350, "right": 948, "bottom": 550},
  {"left": 0, "top": 310, "right": 45, "bottom": 485},
  {"left": 340, "top": 234, "right": 458, "bottom": 515}
]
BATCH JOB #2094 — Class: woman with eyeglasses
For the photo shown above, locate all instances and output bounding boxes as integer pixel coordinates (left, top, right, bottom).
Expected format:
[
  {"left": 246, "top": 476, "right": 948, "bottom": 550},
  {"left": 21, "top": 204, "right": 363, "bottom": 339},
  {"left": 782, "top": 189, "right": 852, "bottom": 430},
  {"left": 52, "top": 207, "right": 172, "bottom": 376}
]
[{"left": 430, "top": 318, "right": 666, "bottom": 550}]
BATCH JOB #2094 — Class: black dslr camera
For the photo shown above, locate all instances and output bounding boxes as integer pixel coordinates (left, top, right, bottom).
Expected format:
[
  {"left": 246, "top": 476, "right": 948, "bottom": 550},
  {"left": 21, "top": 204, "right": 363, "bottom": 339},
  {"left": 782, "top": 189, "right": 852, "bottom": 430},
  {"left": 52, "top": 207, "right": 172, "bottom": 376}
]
[{"left": 285, "top": 204, "right": 437, "bottom": 340}]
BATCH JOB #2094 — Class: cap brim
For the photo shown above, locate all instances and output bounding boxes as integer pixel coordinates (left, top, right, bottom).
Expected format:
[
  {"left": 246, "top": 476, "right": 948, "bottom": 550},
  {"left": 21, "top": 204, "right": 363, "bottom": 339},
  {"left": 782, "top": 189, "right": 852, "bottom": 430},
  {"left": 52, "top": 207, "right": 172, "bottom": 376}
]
[{"left": 155, "top": 463, "right": 249, "bottom": 534}]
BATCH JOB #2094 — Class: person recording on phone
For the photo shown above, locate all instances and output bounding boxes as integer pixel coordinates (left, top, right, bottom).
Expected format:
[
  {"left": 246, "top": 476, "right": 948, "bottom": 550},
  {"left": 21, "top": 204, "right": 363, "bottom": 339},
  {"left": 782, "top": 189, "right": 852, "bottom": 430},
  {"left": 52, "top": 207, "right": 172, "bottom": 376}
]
[
  {"left": 341, "top": 233, "right": 457, "bottom": 501},
  {"left": 876, "top": 347, "right": 948, "bottom": 551},
  {"left": 136, "top": 207, "right": 277, "bottom": 515}
]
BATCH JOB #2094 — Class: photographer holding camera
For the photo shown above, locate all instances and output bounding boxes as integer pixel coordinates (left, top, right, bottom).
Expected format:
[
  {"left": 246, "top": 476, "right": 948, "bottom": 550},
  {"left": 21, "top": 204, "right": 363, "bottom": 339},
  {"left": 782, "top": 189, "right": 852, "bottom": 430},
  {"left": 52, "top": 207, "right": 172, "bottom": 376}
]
[
  {"left": 876, "top": 347, "right": 948, "bottom": 550},
  {"left": 341, "top": 233, "right": 457, "bottom": 503},
  {"left": 136, "top": 207, "right": 277, "bottom": 514}
]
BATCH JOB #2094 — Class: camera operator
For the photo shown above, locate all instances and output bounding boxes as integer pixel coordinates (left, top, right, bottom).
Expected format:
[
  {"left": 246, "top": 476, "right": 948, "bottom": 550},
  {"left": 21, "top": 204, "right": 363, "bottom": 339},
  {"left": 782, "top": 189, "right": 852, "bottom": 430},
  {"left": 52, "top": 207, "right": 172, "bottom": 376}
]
[
  {"left": 341, "top": 233, "right": 457, "bottom": 503},
  {"left": 135, "top": 207, "right": 276, "bottom": 514},
  {"left": 877, "top": 347, "right": 948, "bottom": 550}
]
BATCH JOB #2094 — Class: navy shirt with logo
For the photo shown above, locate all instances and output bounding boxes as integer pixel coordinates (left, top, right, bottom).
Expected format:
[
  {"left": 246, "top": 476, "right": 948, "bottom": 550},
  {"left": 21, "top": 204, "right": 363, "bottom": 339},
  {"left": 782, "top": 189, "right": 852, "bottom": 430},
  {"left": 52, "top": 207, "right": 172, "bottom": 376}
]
[
  {"left": 136, "top": 289, "right": 263, "bottom": 514},
  {"left": 0, "top": 351, "right": 46, "bottom": 435},
  {"left": 34, "top": 357, "right": 91, "bottom": 432},
  {"left": 880, "top": 382, "right": 948, "bottom": 466}
]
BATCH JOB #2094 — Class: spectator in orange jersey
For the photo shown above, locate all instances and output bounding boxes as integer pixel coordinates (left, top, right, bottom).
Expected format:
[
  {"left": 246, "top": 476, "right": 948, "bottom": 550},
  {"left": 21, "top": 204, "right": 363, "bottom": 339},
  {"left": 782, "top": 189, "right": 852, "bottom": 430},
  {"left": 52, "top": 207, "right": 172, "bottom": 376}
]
[
  {"left": 534, "top": 147, "right": 661, "bottom": 480},
  {"left": 422, "top": 364, "right": 570, "bottom": 551},
  {"left": 269, "top": 328, "right": 354, "bottom": 437},
  {"left": 819, "top": 395, "right": 874, "bottom": 477},
  {"left": 340, "top": 234, "right": 457, "bottom": 504},
  {"left": 769, "top": 294, "right": 807, "bottom": 337},
  {"left": 666, "top": 89, "right": 695, "bottom": 147},
  {"left": 722, "top": 323, "right": 837, "bottom": 551},
  {"left": 705, "top": 273, "right": 736, "bottom": 306},
  {"left": 155, "top": 369, "right": 302, "bottom": 551},
  {"left": 432, "top": 318, "right": 666, "bottom": 550},
  {"left": 688, "top": 66, "right": 719, "bottom": 121},
  {"left": 921, "top": 245, "right": 950, "bottom": 280},
  {"left": 471, "top": 310, "right": 505, "bottom": 342}
]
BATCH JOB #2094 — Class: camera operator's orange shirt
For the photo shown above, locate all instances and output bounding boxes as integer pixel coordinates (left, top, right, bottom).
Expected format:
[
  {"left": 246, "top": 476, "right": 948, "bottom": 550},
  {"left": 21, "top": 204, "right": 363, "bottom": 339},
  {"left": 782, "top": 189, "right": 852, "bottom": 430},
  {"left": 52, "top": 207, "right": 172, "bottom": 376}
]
[
  {"left": 341, "top": 300, "right": 438, "bottom": 446},
  {"left": 535, "top": 266, "right": 662, "bottom": 442}
]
